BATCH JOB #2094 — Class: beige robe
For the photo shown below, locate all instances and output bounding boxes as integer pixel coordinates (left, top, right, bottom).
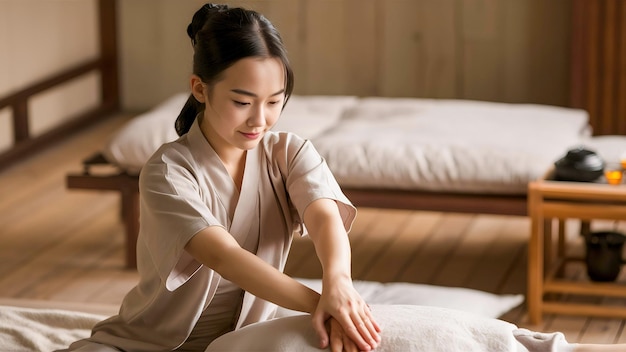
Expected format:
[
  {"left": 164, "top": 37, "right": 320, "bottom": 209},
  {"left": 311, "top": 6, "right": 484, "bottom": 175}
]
[{"left": 64, "top": 120, "right": 356, "bottom": 351}]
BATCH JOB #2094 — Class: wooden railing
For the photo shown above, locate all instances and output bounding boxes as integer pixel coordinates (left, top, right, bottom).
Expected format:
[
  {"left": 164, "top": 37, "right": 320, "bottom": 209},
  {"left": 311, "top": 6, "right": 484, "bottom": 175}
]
[{"left": 0, "top": 0, "right": 119, "bottom": 171}]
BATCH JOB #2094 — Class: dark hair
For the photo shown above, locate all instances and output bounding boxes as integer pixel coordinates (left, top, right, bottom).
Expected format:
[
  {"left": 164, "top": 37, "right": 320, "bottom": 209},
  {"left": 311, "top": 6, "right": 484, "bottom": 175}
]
[{"left": 175, "top": 3, "right": 294, "bottom": 136}]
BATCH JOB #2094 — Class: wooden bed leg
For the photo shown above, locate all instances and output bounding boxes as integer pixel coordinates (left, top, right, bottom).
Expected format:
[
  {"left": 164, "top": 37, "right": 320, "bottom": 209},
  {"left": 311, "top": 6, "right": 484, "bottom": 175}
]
[
  {"left": 66, "top": 171, "right": 140, "bottom": 269},
  {"left": 527, "top": 182, "right": 544, "bottom": 325},
  {"left": 121, "top": 188, "right": 139, "bottom": 269}
]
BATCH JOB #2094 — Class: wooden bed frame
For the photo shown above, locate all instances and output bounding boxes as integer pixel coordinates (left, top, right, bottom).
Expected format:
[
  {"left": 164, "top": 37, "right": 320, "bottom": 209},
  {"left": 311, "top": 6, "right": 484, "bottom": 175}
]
[
  {"left": 4, "top": 1, "right": 615, "bottom": 269},
  {"left": 66, "top": 155, "right": 527, "bottom": 269}
]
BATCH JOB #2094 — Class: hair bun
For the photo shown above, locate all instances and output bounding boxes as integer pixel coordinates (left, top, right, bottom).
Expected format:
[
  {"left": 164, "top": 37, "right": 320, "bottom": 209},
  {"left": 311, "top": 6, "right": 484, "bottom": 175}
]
[{"left": 187, "top": 3, "right": 229, "bottom": 44}]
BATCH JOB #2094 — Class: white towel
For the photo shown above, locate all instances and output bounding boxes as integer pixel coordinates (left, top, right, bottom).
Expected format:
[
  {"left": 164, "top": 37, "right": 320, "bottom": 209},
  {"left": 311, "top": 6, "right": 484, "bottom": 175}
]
[
  {"left": 0, "top": 305, "right": 104, "bottom": 352},
  {"left": 207, "top": 305, "right": 521, "bottom": 352}
]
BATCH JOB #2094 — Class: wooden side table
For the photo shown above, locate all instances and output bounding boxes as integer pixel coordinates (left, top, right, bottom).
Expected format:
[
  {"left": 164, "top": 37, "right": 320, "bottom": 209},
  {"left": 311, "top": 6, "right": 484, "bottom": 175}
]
[{"left": 527, "top": 172, "right": 626, "bottom": 324}]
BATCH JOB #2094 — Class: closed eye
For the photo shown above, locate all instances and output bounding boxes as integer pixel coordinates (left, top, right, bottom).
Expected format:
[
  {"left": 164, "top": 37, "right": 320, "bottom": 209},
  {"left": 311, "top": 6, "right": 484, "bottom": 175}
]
[{"left": 233, "top": 100, "right": 250, "bottom": 106}]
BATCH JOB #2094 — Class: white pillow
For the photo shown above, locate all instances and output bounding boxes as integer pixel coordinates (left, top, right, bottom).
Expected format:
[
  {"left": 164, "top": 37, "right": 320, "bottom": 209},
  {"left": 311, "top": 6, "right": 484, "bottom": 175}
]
[
  {"left": 582, "top": 135, "right": 626, "bottom": 164},
  {"left": 103, "top": 93, "right": 186, "bottom": 174},
  {"left": 206, "top": 305, "right": 521, "bottom": 352}
]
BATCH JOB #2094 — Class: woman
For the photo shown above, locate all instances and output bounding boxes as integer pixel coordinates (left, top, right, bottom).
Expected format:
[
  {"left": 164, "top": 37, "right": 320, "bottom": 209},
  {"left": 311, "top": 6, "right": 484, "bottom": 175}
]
[{"left": 62, "top": 3, "right": 380, "bottom": 352}]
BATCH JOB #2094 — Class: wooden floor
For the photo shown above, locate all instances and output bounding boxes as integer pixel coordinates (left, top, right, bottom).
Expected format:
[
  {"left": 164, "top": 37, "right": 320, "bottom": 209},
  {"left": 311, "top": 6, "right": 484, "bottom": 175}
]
[{"left": 1, "top": 113, "right": 626, "bottom": 344}]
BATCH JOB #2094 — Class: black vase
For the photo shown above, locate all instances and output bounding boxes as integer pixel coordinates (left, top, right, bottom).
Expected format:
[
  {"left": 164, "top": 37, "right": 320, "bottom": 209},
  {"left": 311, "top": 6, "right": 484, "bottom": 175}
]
[{"left": 585, "top": 231, "right": 626, "bottom": 282}]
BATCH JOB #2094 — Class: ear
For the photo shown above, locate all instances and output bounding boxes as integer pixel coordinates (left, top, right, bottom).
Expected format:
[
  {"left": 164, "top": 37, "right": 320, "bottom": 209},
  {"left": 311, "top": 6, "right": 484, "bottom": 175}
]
[{"left": 190, "top": 75, "right": 206, "bottom": 103}]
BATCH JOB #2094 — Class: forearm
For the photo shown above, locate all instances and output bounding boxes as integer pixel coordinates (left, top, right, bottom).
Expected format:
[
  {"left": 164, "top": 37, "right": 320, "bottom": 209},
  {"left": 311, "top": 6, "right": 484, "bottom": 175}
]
[
  {"left": 219, "top": 245, "right": 320, "bottom": 313},
  {"left": 304, "top": 199, "right": 353, "bottom": 281},
  {"left": 313, "top": 220, "right": 352, "bottom": 282},
  {"left": 185, "top": 228, "right": 319, "bottom": 314}
]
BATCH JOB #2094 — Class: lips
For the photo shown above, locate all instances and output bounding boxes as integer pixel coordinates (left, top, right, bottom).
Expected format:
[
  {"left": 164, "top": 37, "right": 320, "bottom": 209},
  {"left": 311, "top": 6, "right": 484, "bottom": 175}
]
[{"left": 241, "top": 131, "right": 262, "bottom": 139}]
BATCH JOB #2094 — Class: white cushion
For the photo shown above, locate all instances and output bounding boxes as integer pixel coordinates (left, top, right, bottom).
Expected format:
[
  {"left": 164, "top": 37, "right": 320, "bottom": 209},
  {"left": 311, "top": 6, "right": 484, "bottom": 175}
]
[
  {"left": 102, "top": 93, "right": 186, "bottom": 174},
  {"left": 582, "top": 135, "right": 626, "bottom": 165},
  {"left": 206, "top": 305, "right": 521, "bottom": 352}
]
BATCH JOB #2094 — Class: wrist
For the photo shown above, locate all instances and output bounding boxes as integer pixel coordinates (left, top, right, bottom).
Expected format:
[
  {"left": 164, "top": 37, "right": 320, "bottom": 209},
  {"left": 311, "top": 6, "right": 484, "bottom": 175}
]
[
  {"left": 306, "top": 291, "right": 321, "bottom": 314},
  {"left": 322, "top": 271, "right": 352, "bottom": 285}
]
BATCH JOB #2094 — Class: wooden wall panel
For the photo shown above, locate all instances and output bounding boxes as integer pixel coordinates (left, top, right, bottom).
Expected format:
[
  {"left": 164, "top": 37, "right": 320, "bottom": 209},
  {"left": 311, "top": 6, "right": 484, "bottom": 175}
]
[
  {"left": 120, "top": 0, "right": 573, "bottom": 110},
  {"left": 343, "top": 0, "right": 379, "bottom": 97},
  {"left": 501, "top": 0, "right": 531, "bottom": 103},
  {"left": 301, "top": 2, "right": 348, "bottom": 94},
  {"left": 378, "top": 0, "right": 422, "bottom": 97},
  {"left": 297, "top": 0, "right": 379, "bottom": 96},
  {"left": 460, "top": 0, "right": 504, "bottom": 101},
  {"left": 417, "top": 0, "right": 458, "bottom": 99},
  {"left": 526, "top": 0, "right": 572, "bottom": 106},
  {"left": 571, "top": 0, "right": 626, "bottom": 135},
  {"left": 620, "top": 4, "right": 626, "bottom": 135}
]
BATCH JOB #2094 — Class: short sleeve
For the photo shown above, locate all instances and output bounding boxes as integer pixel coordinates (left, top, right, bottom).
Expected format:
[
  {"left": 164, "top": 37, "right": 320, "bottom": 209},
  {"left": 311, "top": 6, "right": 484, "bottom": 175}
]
[
  {"left": 138, "top": 154, "right": 223, "bottom": 291},
  {"left": 282, "top": 137, "right": 357, "bottom": 233}
]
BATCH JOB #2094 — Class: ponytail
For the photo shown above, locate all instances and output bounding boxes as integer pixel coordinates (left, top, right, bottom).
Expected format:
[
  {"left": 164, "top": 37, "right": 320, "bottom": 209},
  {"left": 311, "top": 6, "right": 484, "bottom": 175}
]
[{"left": 175, "top": 94, "right": 203, "bottom": 136}]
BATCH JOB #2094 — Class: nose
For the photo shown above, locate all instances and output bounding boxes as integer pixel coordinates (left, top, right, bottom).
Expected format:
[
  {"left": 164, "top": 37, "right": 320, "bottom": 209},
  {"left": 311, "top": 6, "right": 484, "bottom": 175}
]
[{"left": 247, "top": 104, "right": 267, "bottom": 127}]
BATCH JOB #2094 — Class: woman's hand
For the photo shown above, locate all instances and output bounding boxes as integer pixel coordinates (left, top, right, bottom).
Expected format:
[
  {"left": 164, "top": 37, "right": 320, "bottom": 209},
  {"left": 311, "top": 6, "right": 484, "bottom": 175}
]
[
  {"left": 327, "top": 316, "right": 359, "bottom": 352},
  {"left": 312, "top": 275, "right": 381, "bottom": 351},
  {"left": 303, "top": 198, "right": 381, "bottom": 351}
]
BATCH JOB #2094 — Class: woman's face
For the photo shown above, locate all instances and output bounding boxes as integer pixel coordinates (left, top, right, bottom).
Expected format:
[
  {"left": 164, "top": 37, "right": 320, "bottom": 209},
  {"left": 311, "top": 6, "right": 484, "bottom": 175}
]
[{"left": 193, "top": 57, "right": 286, "bottom": 159}]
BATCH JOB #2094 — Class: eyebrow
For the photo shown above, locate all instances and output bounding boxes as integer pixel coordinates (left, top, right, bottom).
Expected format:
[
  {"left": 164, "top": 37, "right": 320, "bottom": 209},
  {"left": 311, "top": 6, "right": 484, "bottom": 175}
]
[{"left": 230, "top": 88, "right": 285, "bottom": 97}]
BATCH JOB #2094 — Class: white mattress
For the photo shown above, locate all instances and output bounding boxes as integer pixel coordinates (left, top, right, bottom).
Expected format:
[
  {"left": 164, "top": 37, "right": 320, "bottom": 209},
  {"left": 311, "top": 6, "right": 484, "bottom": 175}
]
[{"left": 103, "top": 93, "right": 591, "bottom": 194}]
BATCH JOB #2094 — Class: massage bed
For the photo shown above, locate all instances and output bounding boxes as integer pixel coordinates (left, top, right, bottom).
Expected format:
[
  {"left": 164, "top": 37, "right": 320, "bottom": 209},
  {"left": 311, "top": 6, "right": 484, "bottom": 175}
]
[{"left": 66, "top": 93, "right": 591, "bottom": 268}]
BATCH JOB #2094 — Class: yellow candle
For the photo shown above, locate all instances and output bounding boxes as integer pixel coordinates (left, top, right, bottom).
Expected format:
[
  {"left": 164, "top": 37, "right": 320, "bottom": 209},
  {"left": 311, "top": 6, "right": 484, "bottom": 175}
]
[{"left": 605, "top": 169, "right": 623, "bottom": 185}]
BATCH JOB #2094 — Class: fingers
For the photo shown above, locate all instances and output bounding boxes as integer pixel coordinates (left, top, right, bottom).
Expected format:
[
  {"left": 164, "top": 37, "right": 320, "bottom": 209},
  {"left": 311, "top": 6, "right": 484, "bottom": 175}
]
[
  {"left": 315, "top": 284, "right": 382, "bottom": 351},
  {"left": 332, "top": 332, "right": 358, "bottom": 352},
  {"left": 311, "top": 309, "right": 330, "bottom": 348},
  {"left": 329, "top": 318, "right": 359, "bottom": 352},
  {"left": 364, "top": 305, "right": 382, "bottom": 333},
  {"left": 329, "top": 332, "right": 343, "bottom": 352},
  {"left": 351, "top": 309, "right": 379, "bottom": 350},
  {"left": 333, "top": 307, "right": 378, "bottom": 351},
  {"left": 360, "top": 315, "right": 379, "bottom": 345},
  {"left": 343, "top": 333, "right": 359, "bottom": 352},
  {"left": 328, "top": 322, "right": 343, "bottom": 352}
]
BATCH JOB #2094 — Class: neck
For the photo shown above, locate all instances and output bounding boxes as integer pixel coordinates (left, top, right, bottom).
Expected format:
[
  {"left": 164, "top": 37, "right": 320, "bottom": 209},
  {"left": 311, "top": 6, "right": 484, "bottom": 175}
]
[{"left": 198, "top": 117, "right": 247, "bottom": 190}]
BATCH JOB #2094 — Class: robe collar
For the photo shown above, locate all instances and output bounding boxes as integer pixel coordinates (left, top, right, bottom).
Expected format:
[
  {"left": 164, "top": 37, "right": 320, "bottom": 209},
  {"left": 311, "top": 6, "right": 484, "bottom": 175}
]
[{"left": 186, "top": 118, "right": 260, "bottom": 238}]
